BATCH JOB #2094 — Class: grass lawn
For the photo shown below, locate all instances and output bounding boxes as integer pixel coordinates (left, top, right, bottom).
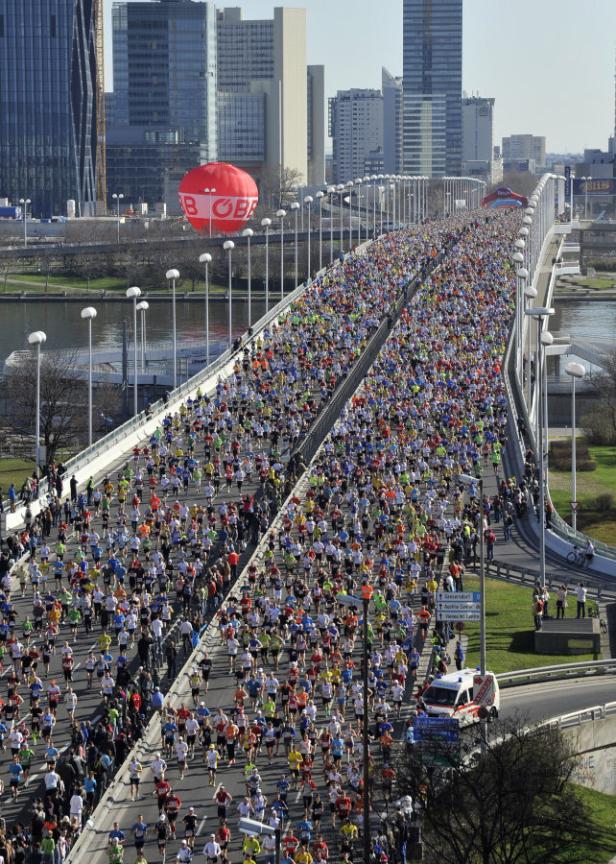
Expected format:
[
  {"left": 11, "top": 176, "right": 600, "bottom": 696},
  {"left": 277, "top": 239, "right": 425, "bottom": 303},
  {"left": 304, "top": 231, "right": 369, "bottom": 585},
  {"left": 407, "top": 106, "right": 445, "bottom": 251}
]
[
  {"left": 568, "top": 785, "right": 616, "bottom": 863},
  {"left": 0, "top": 457, "right": 35, "bottom": 493},
  {"left": 462, "top": 575, "right": 597, "bottom": 674},
  {"left": 548, "top": 444, "right": 616, "bottom": 546},
  {"left": 558, "top": 275, "right": 616, "bottom": 291}
]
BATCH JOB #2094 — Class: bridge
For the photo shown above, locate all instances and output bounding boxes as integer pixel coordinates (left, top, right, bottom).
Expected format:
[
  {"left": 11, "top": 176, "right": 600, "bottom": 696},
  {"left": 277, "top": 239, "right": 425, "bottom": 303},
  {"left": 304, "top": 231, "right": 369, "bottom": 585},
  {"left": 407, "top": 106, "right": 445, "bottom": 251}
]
[{"left": 1, "top": 173, "right": 615, "bottom": 864}]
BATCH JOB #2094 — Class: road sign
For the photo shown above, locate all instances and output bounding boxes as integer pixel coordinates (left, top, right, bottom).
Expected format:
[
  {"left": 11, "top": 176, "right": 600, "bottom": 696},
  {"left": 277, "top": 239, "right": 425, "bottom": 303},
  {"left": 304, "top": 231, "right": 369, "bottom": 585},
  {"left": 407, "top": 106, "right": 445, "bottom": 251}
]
[
  {"left": 437, "top": 610, "right": 481, "bottom": 622},
  {"left": 414, "top": 716, "right": 460, "bottom": 744},
  {"left": 436, "top": 591, "right": 480, "bottom": 622},
  {"left": 436, "top": 592, "right": 480, "bottom": 603}
]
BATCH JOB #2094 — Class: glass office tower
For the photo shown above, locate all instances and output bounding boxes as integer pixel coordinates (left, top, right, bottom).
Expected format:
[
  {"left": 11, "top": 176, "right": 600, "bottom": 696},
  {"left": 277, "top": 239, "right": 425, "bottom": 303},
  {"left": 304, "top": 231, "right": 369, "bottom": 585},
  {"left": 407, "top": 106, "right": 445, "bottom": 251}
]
[
  {"left": 403, "top": 0, "right": 462, "bottom": 177},
  {"left": 108, "top": 0, "right": 217, "bottom": 210},
  {"left": 0, "top": 0, "right": 102, "bottom": 217}
]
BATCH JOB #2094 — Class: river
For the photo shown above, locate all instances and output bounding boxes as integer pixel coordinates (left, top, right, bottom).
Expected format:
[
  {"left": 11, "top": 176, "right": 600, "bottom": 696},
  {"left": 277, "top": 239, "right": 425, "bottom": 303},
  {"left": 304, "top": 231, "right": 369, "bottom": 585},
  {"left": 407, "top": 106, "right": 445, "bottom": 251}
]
[{"left": 0, "top": 296, "right": 267, "bottom": 364}]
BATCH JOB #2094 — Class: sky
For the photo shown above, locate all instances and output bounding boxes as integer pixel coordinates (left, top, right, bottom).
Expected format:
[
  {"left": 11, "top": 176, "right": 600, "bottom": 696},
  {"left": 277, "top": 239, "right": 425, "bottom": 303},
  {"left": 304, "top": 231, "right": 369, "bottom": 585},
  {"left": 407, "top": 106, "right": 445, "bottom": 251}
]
[{"left": 103, "top": 0, "right": 616, "bottom": 154}]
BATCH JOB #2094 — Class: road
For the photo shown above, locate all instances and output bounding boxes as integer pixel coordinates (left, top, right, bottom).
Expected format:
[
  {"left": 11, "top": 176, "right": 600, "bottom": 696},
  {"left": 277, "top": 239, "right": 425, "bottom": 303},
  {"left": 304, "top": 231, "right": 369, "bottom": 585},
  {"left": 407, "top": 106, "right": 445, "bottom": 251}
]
[{"left": 500, "top": 676, "right": 616, "bottom": 725}]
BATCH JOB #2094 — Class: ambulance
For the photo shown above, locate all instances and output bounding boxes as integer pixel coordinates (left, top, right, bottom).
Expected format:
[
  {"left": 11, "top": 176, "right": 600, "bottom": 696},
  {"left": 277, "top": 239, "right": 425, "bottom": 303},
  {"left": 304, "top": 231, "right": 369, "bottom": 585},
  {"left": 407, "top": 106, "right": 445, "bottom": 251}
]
[{"left": 420, "top": 668, "right": 500, "bottom": 727}]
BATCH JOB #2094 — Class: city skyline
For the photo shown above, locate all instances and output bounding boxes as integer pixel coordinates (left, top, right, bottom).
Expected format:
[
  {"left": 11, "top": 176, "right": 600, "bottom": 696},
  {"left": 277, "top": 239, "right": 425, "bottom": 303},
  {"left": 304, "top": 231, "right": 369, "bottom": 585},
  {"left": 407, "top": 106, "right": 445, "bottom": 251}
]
[{"left": 103, "top": 0, "right": 616, "bottom": 154}]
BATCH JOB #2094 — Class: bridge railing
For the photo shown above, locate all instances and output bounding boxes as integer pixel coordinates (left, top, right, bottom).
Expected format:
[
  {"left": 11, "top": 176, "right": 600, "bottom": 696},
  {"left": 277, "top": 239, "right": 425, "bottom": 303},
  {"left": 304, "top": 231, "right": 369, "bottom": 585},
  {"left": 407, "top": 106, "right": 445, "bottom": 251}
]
[
  {"left": 496, "top": 659, "right": 616, "bottom": 689},
  {"left": 4, "top": 257, "right": 335, "bottom": 532}
]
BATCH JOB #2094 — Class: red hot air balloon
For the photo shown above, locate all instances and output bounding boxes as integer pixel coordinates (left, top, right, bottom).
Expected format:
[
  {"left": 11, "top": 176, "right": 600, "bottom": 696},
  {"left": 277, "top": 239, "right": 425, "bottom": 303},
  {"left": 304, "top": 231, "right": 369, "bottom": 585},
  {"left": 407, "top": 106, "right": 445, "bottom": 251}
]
[{"left": 178, "top": 162, "right": 259, "bottom": 235}]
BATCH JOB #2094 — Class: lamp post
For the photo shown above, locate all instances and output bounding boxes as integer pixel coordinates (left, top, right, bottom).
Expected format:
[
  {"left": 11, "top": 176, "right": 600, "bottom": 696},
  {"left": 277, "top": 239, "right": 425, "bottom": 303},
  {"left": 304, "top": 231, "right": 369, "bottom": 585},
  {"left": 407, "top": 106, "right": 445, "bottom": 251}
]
[
  {"left": 27, "top": 330, "right": 46, "bottom": 472},
  {"left": 111, "top": 193, "right": 124, "bottom": 245},
  {"left": 19, "top": 198, "right": 31, "bottom": 248},
  {"left": 459, "top": 473, "right": 486, "bottom": 675},
  {"left": 525, "top": 306, "right": 555, "bottom": 589},
  {"left": 315, "top": 192, "right": 324, "bottom": 272},
  {"left": 203, "top": 186, "right": 217, "bottom": 238},
  {"left": 276, "top": 209, "right": 286, "bottom": 299},
  {"left": 361, "top": 584, "right": 373, "bottom": 864},
  {"left": 512, "top": 250, "right": 524, "bottom": 375},
  {"left": 198, "top": 253, "right": 212, "bottom": 367},
  {"left": 523, "top": 284, "right": 537, "bottom": 406},
  {"left": 223, "top": 240, "right": 235, "bottom": 349},
  {"left": 165, "top": 268, "right": 180, "bottom": 389},
  {"left": 355, "top": 177, "right": 363, "bottom": 246},
  {"left": 565, "top": 361, "right": 585, "bottom": 532},
  {"left": 242, "top": 228, "right": 254, "bottom": 327},
  {"left": 336, "top": 184, "right": 345, "bottom": 254},
  {"left": 290, "top": 201, "right": 300, "bottom": 288},
  {"left": 304, "top": 196, "right": 313, "bottom": 280},
  {"left": 327, "top": 186, "right": 335, "bottom": 263},
  {"left": 346, "top": 181, "right": 354, "bottom": 251},
  {"left": 136, "top": 300, "right": 149, "bottom": 373},
  {"left": 126, "top": 287, "right": 141, "bottom": 415},
  {"left": 378, "top": 186, "right": 385, "bottom": 236},
  {"left": 80, "top": 306, "right": 97, "bottom": 446},
  {"left": 261, "top": 218, "right": 271, "bottom": 311}
]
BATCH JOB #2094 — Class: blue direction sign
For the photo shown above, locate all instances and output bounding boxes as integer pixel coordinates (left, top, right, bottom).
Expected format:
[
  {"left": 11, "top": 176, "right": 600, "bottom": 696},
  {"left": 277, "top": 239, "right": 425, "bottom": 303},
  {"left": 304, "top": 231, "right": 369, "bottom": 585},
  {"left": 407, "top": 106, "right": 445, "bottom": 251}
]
[{"left": 414, "top": 716, "right": 460, "bottom": 744}]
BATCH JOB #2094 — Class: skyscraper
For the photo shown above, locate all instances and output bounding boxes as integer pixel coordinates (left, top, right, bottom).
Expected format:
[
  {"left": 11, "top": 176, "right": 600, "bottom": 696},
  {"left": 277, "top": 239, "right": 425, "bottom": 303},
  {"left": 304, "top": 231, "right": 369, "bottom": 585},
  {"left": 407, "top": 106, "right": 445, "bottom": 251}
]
[
  {"left": 382, "top": 68, "right": 403, "bottom": 175},
  {"left": 462, "top": 95, "right": 494, "bottom": 178},
  {"left": 329, "top": 89, "right": 383, "bottom": 184},
  {"left": 403, "top": 0, "right": 462, "bottom": 177},
  {"left": 107, "top": 0, "right": 217, "bottom": 208},
  {"left": 217, "top": 6, "right": 311, "bottom": 186},
  {"left": 0, "top": 0, "right": 104, "bottom": 217}
]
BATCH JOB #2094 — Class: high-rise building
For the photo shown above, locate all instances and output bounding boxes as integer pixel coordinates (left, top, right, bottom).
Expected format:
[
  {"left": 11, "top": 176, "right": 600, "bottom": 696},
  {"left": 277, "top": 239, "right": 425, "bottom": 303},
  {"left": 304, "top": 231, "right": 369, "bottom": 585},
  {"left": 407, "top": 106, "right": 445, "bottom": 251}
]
[
  {"left": 402, "top": 0, "right": 462, "bottom": 177},
  {"left": 307, "top": 65, "right": 326, "bottom": 186},
  {"left": 502, "top": 134, "right": 546, "bottom": 170},
  {"left": 108, "top": 0, "right": 217, "bottom": 209},
  {"left": 382, "top": 68, "right": 403, "bottom": 175},
  {"left": 328, "top": 89, "right": 383, "bottom": 184},
  {"left": 462, "top": 95, "right": 494, "bottom": 179},
  {"left": 0, "top": 0, "right": 104, "bottom": 217},
  {"left": 217, "top": 6, "right": 312, "bottom": 186}
]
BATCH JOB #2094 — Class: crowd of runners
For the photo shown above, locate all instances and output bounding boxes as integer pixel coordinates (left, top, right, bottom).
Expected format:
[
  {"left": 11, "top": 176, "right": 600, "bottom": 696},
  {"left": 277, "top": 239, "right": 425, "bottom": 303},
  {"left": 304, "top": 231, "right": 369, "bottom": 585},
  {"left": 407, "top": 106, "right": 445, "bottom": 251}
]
[{"left": 0, "top": 221, "right": 480, "bottom": 862}]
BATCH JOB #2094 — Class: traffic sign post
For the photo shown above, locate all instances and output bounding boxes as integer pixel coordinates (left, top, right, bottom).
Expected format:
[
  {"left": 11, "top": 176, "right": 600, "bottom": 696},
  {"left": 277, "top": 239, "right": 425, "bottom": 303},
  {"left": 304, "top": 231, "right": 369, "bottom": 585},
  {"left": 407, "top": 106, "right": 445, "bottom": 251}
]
[
  {"left": 435, "top": 591, "right": 480, "bottom": 622},
  {"left": 413, "top": 716, "right": 461, "bottom": 767}
]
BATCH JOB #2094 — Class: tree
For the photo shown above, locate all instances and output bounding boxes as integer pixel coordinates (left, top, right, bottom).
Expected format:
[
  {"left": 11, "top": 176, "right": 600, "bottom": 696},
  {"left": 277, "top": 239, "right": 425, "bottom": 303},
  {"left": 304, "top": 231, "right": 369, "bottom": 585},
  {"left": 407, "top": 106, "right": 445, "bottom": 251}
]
[
  {"left": 583, "top": 348, "right": 616, "bottom": 444},
  {"left": 257, "top": 165, "right": 303, "bottom": 212},
  {"left": 395, "top": 719, "right": 597, "bottom": 864},
  {"left": 3, "top": 350, "right": 120, "bottom": 469}
]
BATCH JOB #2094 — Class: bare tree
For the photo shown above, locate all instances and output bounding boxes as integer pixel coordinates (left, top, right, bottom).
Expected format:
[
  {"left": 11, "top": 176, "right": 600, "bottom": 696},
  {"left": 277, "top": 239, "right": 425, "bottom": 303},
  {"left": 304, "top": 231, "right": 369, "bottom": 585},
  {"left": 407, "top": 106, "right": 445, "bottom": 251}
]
[
  {"left": 395, "top": 719, "right": 597, "bottom": 864},
  {"left": 583, "top": 349, "right": 616, "bottom": 444},
  {"left": 5, "top": 351, "right": 88, "bottom": 467},
  {"left": 257, "top": 164, "right": 303, "bottom": 212}
]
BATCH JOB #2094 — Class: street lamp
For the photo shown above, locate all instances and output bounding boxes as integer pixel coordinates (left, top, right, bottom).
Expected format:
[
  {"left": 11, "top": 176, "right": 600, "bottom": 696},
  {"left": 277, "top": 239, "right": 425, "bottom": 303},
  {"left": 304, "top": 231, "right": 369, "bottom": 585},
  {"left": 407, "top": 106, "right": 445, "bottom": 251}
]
[
  {"left": 327, "top": 186, "right": 335, "bottom": 263},
  {"left": 198, "top": 253, "right": 213, "bottom": 367},
  {"left": 304, "top": 196, "right": 313, "bottom": 280},
  {"left": 346, "top": 180, "right": 354, "bottom": 251},
  {"left": 276, "top": 209, "right": 286, "bottom": 300},
  {"left": 565, "top": 361, "right": 585, "bottom": 532},
  {"left": 27, "top": 330, "right": 46, "bottom": 472},
  {"left": 126, "top": 286, "right": 141, "bottom": 416},
  {"left": 336, "top": 184, "right": 345, "bottom": 254},
  {"left": 525, "top": 306, "right": 555, "bottom": 589},
  {"left": 378, "top": 186, "right": 385, "bottom": 236},
  {"left": 19, "top": 198, "right": 31, "bottom": 248},
  {"left": 80, "top": 306, "right": 97, "bottom": 446},
  {"left": 223, "top": 240, "right": 235, "bottom": 349},
  {"left": 242, "top": 228, "right": 254, "bottom": 328},
  {"left": 512, "top": 250, "right": 525, "bottom": 375},
  {"left": 459, "top": 473, "right": 486, "bottom": 675},
  {"left": 315, "top": 191, "right": 324, "bottom": 272},
  {"left": 290, "top": 201, "right": 300, "bottom": 288},
  {"left": 203, "top": 186, "right": 217, "bottom": 238},
  {"left": 261, "top": 218, "right": 272, "bottom": 311},
  {"left": 136, "top": 300, "right": 149, "bottom": 373},
  {"left": 111, "top": 193, "right": 124, "bottom": 245},
  {"left": 165, "top": 268, "right": 180, "bottom": 389},
  {"left": 355, "top": 177, "right": 364, "bottom": 246}
]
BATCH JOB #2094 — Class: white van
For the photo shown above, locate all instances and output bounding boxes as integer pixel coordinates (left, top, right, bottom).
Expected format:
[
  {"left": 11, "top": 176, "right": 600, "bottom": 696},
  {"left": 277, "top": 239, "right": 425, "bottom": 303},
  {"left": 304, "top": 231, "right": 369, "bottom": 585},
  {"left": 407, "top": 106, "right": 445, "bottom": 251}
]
[{"left": 420, "top": 668, "right": 500, "bottom": 727}]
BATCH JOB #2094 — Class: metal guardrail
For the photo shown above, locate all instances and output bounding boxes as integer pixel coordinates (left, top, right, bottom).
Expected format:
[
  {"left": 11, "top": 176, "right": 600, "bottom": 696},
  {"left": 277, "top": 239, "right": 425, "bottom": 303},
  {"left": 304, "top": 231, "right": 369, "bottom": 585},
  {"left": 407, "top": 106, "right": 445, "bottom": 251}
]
[
  {"left": 545, "top": 701, "right": 616, "bottom": 730},
  {"left": 496, "top": 659, "right": 616, "bottom": 689}
]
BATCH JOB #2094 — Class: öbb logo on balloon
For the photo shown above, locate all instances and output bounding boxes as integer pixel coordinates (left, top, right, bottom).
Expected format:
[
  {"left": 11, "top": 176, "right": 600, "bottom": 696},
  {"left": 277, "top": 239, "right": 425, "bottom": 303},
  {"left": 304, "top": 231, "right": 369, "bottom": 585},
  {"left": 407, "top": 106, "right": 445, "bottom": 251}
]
[{"left": 178, "top": 161, "right": 259, "bottom": 235}]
